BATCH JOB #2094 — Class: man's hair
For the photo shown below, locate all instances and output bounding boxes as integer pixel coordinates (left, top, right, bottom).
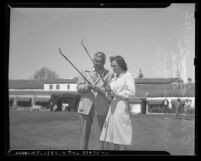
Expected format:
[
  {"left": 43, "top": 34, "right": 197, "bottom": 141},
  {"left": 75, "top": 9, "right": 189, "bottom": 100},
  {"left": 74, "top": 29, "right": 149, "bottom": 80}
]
[
  {"left": 110, "top": 55, "right": 128, "bottom": 71},
  {"left": 93, "top": 52, "right": 106, "bottom": 64}
]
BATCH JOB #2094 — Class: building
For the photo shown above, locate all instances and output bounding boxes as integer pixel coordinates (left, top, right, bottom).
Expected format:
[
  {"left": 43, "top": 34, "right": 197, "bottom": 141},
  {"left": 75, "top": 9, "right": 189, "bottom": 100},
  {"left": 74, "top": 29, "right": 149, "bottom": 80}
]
[
  {"left": 9, "top": 78, "right": 78, "bottom": 109},
  {"left": 8, "top": 77, "right": 195, "bottom": 113},
  {"left": 129, "top": 78, "right": 195, "bottom": 114}
]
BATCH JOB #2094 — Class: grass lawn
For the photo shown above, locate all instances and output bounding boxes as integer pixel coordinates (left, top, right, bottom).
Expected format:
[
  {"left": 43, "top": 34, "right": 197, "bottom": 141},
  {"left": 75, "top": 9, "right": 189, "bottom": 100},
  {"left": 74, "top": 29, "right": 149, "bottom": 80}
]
[{"left": 9, "top": 111, "right": 195, "bottom": 155}]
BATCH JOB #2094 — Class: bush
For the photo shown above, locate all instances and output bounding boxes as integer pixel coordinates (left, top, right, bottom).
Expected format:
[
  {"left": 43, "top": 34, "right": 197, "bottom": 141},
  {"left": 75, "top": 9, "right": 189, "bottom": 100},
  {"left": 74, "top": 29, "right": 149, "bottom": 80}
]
[
  {"left": 17, "top": 101, "right": 31, "bottom": 107},
  {"left": 49, "top": 93, "right": 81, "bottom": 112},
  {"left": 168, "top": 107, "right": 176, "bottom": 113},
  {"left": 35, "top": 102, "right": 50, "bottom": 108},
  {"left": 148, "top": 106, "right": 164, "bottom": 113},
  {"left": 187, "top": 108, "right": 195, "bottom": 114}
]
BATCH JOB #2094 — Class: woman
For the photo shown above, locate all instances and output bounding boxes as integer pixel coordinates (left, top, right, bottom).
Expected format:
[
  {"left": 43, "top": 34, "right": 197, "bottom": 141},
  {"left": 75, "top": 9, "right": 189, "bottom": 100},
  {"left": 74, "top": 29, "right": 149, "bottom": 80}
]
[{"left": 100, "top": 55, "right": 135, "bottom": 150}]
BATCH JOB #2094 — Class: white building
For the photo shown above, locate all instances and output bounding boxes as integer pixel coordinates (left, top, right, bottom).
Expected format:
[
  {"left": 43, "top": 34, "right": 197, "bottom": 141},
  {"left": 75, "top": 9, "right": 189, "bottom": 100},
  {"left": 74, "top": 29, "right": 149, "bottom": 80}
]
[{"left": 9, "top": 78, "right": 79, "bottom": 108}]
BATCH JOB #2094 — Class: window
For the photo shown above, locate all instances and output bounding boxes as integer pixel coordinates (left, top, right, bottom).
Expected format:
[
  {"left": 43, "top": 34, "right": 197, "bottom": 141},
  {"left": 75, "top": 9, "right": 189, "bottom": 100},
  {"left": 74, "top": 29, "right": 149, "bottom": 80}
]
[
  {"left": 49, "top": 85, "right": 53, "bottom": 90},
  {"left": 56, "top": 84, "right": 60, "bottom": 90}
]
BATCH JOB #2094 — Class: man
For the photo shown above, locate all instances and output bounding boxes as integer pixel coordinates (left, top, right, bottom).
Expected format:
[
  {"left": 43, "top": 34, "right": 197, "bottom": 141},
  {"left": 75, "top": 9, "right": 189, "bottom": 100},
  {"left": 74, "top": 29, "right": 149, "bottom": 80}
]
[
  {"left": 162, "top": 98, "right": 169, "bottom": 114},
  {"left": 175, "top": 98, "right": 182, "bottom": 119},
  {"left": 184, "top": 99, "right": 191, "bottom": 119},
  {"left": 77, "top": 52, "right": 113, "bottom": 150}
]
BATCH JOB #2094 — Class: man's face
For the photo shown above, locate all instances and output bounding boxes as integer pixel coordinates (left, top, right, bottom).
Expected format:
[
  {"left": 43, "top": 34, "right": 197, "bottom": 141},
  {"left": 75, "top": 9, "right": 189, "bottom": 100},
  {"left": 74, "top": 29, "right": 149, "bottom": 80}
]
[{"left": 93, "top": 56, "right": 105, "bottom": 70}]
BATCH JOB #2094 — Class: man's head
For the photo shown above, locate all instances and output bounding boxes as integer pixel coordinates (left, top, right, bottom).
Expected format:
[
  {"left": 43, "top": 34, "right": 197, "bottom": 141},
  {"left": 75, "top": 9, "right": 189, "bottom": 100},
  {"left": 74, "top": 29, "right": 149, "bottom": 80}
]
[{"left": 93, "top": 52, "right": 106, "bottom": 70}]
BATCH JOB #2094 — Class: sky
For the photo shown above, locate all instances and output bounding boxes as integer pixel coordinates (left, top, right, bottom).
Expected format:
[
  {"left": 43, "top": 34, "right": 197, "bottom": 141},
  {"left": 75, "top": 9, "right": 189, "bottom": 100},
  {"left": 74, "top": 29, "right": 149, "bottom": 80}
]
[{"left": 9, "top": 3, "right": 195, "bottom": 82}]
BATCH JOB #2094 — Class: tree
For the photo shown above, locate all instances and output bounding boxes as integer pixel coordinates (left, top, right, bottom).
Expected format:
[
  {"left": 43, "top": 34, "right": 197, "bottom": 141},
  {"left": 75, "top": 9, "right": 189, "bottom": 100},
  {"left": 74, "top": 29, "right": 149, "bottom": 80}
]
[
  {"left": 33, "top": 67, "right": 59, "bottom": 80},
  {"left": 138, "top": 69, "right": 144, "bottom": 78}
]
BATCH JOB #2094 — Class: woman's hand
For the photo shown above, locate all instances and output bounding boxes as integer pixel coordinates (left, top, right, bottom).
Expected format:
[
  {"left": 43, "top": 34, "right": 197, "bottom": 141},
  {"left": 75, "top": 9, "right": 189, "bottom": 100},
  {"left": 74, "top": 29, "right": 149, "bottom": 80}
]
[
  {"left": 105, "top": 92, "right": 112, "bottom": 101},
  {"left": 109, "top": 90, "right": 116, "bottom": 98}
]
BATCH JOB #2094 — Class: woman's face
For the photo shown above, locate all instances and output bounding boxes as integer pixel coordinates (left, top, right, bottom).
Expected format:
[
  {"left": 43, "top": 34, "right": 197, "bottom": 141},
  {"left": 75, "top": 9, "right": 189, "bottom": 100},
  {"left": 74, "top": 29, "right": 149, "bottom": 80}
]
[{"left": 111, "top": 60, "right": 122, "bottom": 75}]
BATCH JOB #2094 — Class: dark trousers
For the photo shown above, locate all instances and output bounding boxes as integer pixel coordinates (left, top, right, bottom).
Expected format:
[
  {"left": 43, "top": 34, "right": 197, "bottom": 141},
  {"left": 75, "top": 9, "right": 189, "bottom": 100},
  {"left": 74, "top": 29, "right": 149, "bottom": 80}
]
[
  {"left": 175, "top": 105, "right": 183, "bottom": 118},
  {"left": 163, "top": 105, "right": 169, "bottom": 114},
  {"left": 79, "top": 106, "right": 106, "bottom": 150}
]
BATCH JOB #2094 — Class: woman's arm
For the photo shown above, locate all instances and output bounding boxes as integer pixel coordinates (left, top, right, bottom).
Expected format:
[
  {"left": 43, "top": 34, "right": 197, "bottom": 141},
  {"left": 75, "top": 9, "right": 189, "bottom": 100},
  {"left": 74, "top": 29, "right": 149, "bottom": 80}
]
[{"left": 113, "top": 73, "right": 135, "bottom": 99}]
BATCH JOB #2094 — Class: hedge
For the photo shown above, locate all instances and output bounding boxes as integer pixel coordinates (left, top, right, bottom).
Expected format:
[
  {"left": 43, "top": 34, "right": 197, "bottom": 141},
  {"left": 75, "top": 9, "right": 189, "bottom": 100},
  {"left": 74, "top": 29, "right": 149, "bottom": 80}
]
[
  {"left": 148, "top": 106, "right": 164, "bottom": 113},
  {"left": 49, "top": 92, "right": 81, "bottom": 112}
]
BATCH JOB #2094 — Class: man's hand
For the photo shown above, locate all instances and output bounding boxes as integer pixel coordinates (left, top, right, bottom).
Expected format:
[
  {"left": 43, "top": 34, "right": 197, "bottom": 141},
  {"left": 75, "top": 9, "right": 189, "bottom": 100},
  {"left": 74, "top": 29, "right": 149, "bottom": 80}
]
[
  {"left": 91, "top": 85, "right": 100, "bottom": 92},
  {"left": 86, "top": 84, "right": 93, "bottom": 91},
  {"left": 105, "top": 85, "right": 111, "bottom": 92}
]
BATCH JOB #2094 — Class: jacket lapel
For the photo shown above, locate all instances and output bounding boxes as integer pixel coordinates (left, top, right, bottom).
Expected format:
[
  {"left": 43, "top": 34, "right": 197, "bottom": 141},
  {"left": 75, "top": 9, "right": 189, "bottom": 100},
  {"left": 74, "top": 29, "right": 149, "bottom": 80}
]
[
  {"left": 95, "top": 69, "right": 108, "bottom": 86},
  {"left": 89, "top": 68, "right": 109, "bottom": 86}
]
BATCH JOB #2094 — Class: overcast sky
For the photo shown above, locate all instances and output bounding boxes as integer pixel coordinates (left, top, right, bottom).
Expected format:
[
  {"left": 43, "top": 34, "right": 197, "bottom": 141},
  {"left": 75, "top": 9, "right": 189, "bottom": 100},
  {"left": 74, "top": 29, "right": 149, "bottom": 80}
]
[{"left": 9, "top": 3, "right": 195, "bottom": 82}]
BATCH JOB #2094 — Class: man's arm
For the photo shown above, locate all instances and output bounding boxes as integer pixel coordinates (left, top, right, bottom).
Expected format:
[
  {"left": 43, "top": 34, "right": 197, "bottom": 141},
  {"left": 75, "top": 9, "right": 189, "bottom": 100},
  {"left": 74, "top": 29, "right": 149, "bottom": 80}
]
[{"left": 76, "top": 71, "right": 92, "bottom": 94}]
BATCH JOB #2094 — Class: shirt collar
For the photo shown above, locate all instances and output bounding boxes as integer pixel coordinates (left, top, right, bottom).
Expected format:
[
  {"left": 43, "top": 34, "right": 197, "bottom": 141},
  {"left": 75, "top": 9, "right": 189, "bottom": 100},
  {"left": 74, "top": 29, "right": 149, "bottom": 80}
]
[
  {"left": 92, "top": 67, "right": 96, "bottom": 72},
  {"left": 91, "top": 66, "right": 105, "bottom": 73},
  {"left": 114, "top": 71, "right": 126, "bottom": 78}
]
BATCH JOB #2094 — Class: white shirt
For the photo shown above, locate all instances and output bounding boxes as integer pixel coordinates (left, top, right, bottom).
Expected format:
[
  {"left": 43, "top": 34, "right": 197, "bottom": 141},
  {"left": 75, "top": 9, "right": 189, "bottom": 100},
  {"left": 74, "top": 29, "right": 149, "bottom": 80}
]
[{"left": 110, "top": 71, "right": 135, "bottom": 99}]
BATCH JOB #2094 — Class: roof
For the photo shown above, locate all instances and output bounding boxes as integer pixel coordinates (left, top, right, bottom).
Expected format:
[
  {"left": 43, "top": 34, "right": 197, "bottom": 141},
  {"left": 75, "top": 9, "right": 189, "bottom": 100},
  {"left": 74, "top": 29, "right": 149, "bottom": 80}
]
[
  {"left": 9, "top": 91, "right": 78, "bottom": 96},
  {"left": 9, "top": 78, "right": 78, "bottom": 89},
  {"left": 135, "top": 83, "right": 195, "bottom": 97},
  {"left": 135, "top": 78, "right": 181, "bottom": 84},
  {"left": 43, "top": 78, "right": 78, "bottom": 84}
]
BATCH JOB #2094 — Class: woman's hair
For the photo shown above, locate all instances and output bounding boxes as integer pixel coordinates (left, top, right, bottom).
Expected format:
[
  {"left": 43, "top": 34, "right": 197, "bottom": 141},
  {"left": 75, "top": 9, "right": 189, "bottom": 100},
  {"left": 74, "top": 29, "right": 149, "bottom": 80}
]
[{"left": 110, "top": 55, "right": 128, "bottom": 71}]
